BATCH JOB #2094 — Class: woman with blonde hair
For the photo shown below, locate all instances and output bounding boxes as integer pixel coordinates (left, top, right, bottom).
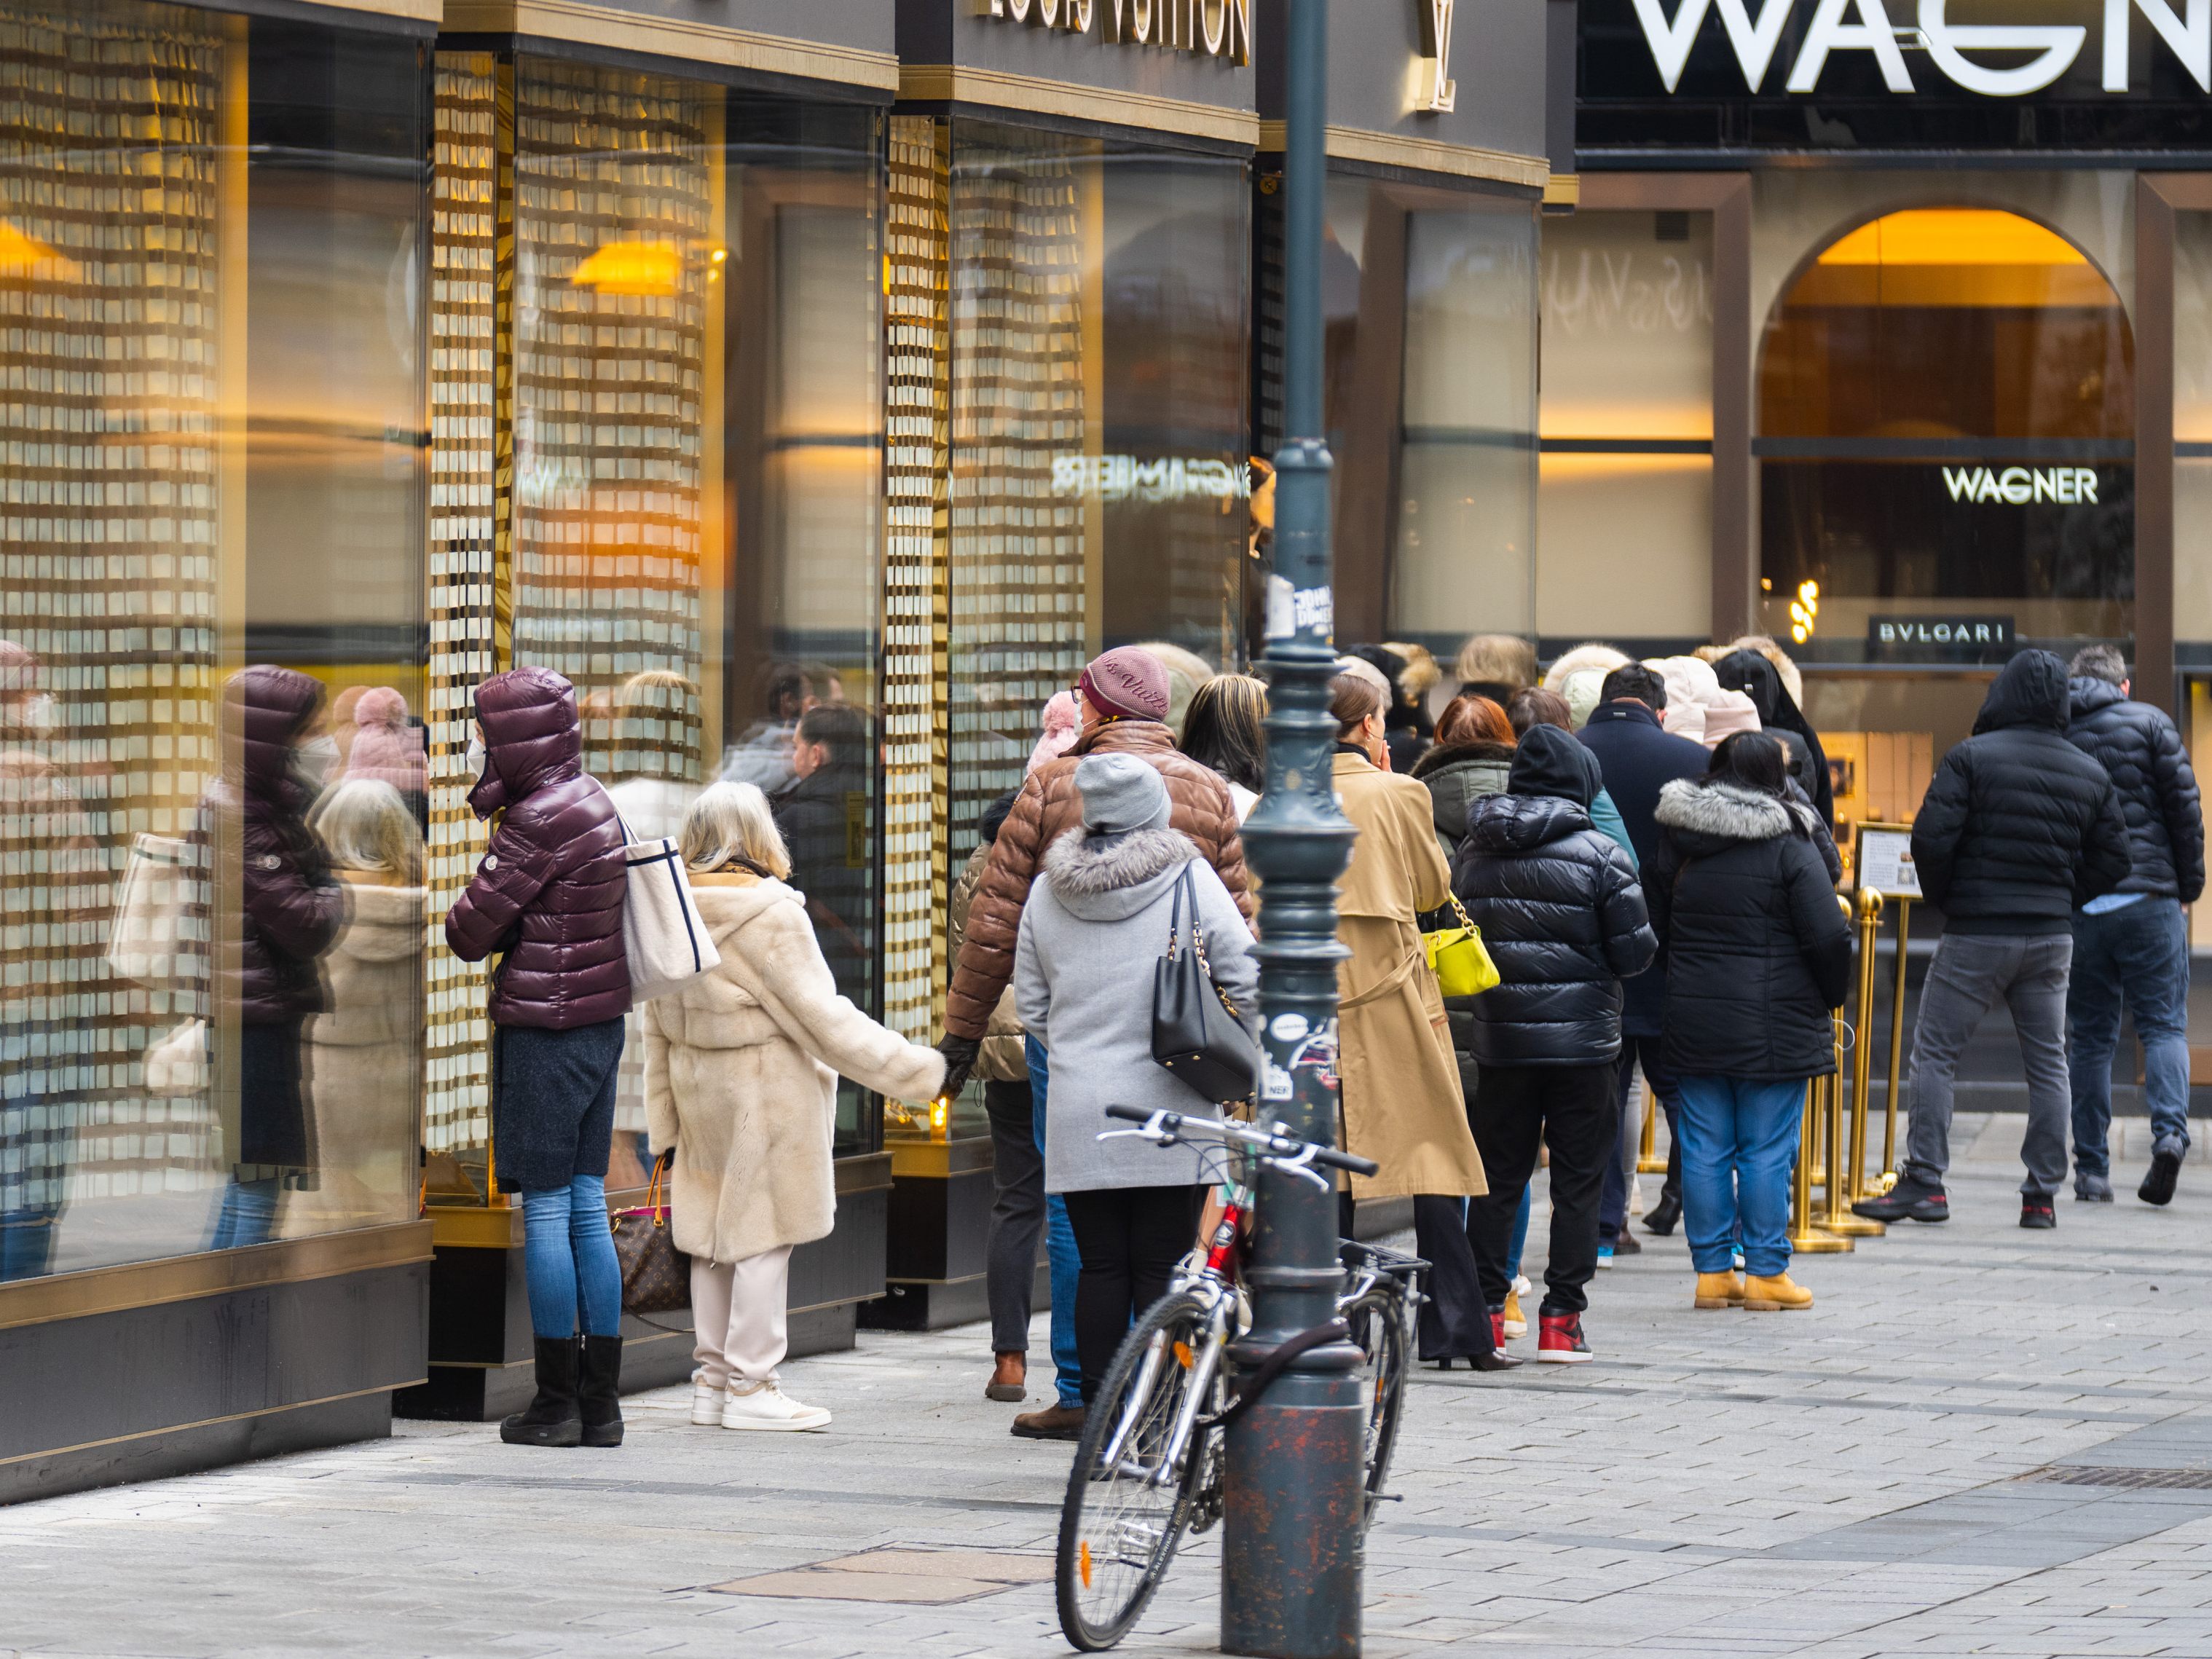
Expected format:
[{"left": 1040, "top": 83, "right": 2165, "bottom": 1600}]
[
  {"left": 645, "top": 781, "right": 944, "bottom": 1431},
  {"left": 290, "top": 779, "right": 424, "bottom": 1236},
  {"left": 1454, "top": 634, "right": 1537, "bottom": 708}
]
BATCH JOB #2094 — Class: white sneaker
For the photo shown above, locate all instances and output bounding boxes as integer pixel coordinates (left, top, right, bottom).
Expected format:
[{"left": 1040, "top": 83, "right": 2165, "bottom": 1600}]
[
  {"left": 722, "top": 1381, "right": 832, "bottom": 1432},
  {"left": 690, "top": 1382, "right": 728, "bottom": 1426}
]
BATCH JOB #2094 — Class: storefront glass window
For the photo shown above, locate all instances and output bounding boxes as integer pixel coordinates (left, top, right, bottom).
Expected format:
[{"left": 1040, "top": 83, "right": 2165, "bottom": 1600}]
[
  {"left": 2173, "top": 210, "right": 2212, "bottom": 648},
  {"left": 944, "top": 122, "right": 1248, "bottom": 868},
  {"left": 1536, "top": 208, "right": 1715, "bottom": 647},
  {"left": 0, "top": 1, "right": 430, "bottom": 1280},
  {"left": 1301, "top": 176, "right": 1537, "bottom": 657},
  {"left": 424, "top": 58, "right": 886, "bottom": 1189},
  {"left": 1758, "top": 207, "right": 2135, "bottom": 666}
]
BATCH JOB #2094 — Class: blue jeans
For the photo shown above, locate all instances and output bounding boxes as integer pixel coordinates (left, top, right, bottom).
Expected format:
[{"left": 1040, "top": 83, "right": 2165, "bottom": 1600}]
[
  {"left": 521, "top": 1175, "right": 624, "bottom": 1339},
  {"left": 1027, "top": 1036, "right": 1083, "bottom": 1409},
  {"left": 2069, "top": 899, "right": 2192, "bottom": 1177},
  {"left": 208, "top": 1176, "right": 278, "bottom": 1250},
  {"left": 1506, "top": 1187, "right": 1530, "bottom": 1281},
  {"left": 1673, "top": 1075, "right": 1808, "bottom": 1280}
]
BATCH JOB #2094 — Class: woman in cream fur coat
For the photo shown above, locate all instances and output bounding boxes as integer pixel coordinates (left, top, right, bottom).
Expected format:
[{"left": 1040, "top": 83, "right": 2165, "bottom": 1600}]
[{"left": 645, "top": 781, "right": 945, "bottom": 1432}]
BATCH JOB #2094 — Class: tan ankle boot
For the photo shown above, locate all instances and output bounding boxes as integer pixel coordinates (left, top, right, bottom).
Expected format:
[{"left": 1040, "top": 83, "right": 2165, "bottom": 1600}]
[
  {"left": 1742, "top": 1272, "right": 1813, "bottom": 1311},
  {"left": 1693, "top": 1272, "right": 1744, "bottom": 1309},
  {"left": 985, "top": 1351, "right": 1026, "bottom": 1403}
]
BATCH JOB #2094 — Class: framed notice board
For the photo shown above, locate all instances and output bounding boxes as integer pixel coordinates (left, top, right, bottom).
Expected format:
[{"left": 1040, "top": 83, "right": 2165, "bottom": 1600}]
[{"left": 1853, "top": 821, "right": 1921, "bottom": 901}]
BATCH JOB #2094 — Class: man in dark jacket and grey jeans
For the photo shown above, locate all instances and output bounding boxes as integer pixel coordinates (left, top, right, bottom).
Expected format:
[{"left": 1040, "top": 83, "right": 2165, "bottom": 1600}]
[
  {"left": 2062, "top": 645, "right": 2203, "bottom": 1206},
  {"left": 1856, "top": 651, "right": 2131, "bottom": 1230},
  {"left": 1454, "top": 725, "right": 1657, "bottom": 1363}
]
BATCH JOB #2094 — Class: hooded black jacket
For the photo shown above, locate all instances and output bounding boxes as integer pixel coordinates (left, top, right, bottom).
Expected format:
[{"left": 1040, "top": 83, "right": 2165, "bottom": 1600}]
[
  {"left": 2065, "top": 676, "right": 2204, "bottom": 903},
  {"left": 1910, "top": 651, "right": 2131, "bottom": 933},
  {"left": 1450, "top": 726, "right": 1657, "bottom": 1068},
  {"left": 1647, "top": 780, "right": 1853, "bottom": 1080},
  {"left": 1716, "top": 649, "right": 1835, "bottom": 828}
]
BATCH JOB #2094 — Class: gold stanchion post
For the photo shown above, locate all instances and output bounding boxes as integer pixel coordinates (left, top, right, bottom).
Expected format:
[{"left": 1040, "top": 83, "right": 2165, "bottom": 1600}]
[
  {"left": 1878, "top": 897, "right": 1912, "bottom": 1193},
  {"left": 1827, "top": 888, "right": 1886, "bottom": 1236},
  {"left": 1789, "top": 1076, "right": 1851, "bottom": 1254},
  {"left": 1636, "top": 1079, "right": 1666, "bottom": 1174}
]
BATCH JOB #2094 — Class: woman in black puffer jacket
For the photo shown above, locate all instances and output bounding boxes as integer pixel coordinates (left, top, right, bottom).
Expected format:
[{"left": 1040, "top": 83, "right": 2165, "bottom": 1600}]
[
  {"left": 1646, "top": 733, "right": 1851, "bottom": 1315},
  {"left": 1453, "top": 725, "right": 1656, "bottom": 1364}
]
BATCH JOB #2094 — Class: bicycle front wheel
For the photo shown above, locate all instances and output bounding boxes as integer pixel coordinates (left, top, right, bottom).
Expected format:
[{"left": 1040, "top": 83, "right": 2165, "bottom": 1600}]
[
  {"left": 1055, "top": 1290, "right": 1217, "bottom": 1652},
  {"left": 1342, "top": 1284, "right": 1409, "bottom": 1526}
]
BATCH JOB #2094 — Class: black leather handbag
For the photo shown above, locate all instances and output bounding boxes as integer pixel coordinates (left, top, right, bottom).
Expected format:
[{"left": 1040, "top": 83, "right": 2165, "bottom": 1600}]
[{"left": 1152, "top": 864, "right": 1262, "bottom": 1104}]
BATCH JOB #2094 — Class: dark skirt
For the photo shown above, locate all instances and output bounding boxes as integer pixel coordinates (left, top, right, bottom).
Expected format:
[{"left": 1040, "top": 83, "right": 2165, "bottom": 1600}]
[
  {"left": 492, "top": 1016, "right": 624, "bottom": 1194},
  {"left": 237, "top": 1017, "right": 312, "bottom": 1175}
]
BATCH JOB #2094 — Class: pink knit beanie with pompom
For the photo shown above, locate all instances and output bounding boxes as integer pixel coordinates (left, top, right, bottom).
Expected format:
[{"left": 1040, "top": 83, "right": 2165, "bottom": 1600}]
[{"left": 342, "top": 686, "right": 425, "bottom": 793}]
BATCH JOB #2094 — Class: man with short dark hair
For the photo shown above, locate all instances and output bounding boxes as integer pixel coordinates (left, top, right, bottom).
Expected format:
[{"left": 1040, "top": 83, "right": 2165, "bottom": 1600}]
[
  {"left": 773, "top": 702, "right": 875, "bottom": 1004},
  {"left": 2063, "top": 645, "right": 2203, "bottom": 1206},
  {"left": 1580, "top": 663, "right": 1710, "bottom": 1242}
]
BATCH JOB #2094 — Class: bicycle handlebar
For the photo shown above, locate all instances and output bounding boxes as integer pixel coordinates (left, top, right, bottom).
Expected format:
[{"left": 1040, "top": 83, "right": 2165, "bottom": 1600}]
[{"left": 1101, "top": 1103, "right": 1381, "bottom": 1178}]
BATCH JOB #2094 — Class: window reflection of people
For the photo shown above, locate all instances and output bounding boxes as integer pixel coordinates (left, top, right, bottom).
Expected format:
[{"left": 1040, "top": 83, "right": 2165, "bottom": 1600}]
[
  {"left": 720, "top": 661, "right": 814, "bottom": 795},
  {"left": 603, "top": 669, "right": 703, "bottom": 840},
  {"left": 0, "top": 641, "right": 98, "bottom": 1281},
  {"left": 282, "top": 779, "right": 424, "bottom": 1237},
  {"left": 205, "top": 667, "right": 347, "bottom": 1251},
  {"left": 772, "top": 702, "right": 873, "bottom": 1004},
  {"left": 334, "top": 685, "right": 428, "bottom": 831}
]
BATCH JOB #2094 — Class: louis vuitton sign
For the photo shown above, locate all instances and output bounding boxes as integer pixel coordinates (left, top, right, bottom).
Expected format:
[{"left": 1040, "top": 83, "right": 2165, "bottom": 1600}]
[{"left": 977, "top": 0, "right": 1251, "bottom": 65}]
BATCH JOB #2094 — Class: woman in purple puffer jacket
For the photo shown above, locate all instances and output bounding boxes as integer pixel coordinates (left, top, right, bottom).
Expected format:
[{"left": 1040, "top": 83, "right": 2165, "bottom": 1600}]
[{"left": 447, "top": 666, "right": 631, "bottom": 1449}]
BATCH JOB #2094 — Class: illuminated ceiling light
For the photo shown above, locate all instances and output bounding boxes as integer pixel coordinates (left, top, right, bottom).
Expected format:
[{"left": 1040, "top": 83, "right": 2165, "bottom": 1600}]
[
  {"left": 570, "top": 240, "right": 683, "bottom": 296},
  {"left": 1790, "top": 578, "right": 1819, "bottom": 645},
  {"left": 1819, "top": 210, "right": 2087, "bottom": 269},
  {"left": 0, "top": 221, "right": 77, "bottom": 280}
]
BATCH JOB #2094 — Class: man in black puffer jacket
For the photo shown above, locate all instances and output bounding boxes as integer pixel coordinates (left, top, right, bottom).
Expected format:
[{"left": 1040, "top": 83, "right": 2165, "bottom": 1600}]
[
  {"left": 2063, "top": 645, "right": 2203, "bottom": 1207},
  {"left": 1856, "top": 650, "right": 2130, "bottom": 1232},
  {"left": 1454, "top": 725, "right": 1657, "bottom": 1364}
]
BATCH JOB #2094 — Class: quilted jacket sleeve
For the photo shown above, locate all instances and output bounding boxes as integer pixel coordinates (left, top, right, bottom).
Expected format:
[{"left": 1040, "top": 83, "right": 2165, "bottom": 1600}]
[
  {"left": 2154, "top": 714, "right": 2207, "bottom": 904},
  {"left": 444, "top": 809, "right": 557, "bottom": 963},
  {"left": 1785, "top": 837, "right": 1854, "bottom": 1011},
  {"left": 945, "top": 773, "right": 1048, "bottom": 1039},
  {"left": 1910, "top": 749, "right": 1972, "bottom": 908},
  {"left": 1596, "top": 842, "right": 1658, "bottom": 982},
  {"left": 2077, "top": 781, "right": 2133, "bottom": 908}
]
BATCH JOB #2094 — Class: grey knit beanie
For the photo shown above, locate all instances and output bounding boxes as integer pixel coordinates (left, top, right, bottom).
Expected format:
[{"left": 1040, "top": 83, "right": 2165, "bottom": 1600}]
[{"left": 1074, "top": 752, "right": 1172, "bottom": 835}]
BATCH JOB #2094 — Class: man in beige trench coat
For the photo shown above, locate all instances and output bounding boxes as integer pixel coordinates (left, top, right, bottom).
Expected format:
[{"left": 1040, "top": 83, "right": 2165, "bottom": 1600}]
[{"left": 1329, "top": 674, "right": 1516, "bottom": 1371}]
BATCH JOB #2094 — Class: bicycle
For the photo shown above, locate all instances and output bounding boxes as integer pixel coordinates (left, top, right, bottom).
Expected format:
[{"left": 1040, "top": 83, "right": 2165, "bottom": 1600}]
[{"left": 1053, "top": 1104, "right": 1425, "bottom": 1652}]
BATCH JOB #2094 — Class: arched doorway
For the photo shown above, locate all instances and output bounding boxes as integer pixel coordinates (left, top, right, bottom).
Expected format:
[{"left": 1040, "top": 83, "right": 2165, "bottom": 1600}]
[{"left": 1755, "top": 208, "right": 2135, "bottom": 853}]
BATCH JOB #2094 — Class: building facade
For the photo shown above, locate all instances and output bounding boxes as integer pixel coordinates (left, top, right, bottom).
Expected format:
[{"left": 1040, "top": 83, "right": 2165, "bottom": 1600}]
[{"left": 0, "top": 0, "right": 1554, "bottom": 1498}]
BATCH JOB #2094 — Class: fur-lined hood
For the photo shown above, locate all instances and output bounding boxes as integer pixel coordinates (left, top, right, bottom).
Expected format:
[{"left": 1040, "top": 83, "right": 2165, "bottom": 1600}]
[
  {"left": 1656, "top": 778, "right": 1820, "bottom": 851},
  {"left": 1042, "top": 825, "right": 1198, "bottom": 921}
]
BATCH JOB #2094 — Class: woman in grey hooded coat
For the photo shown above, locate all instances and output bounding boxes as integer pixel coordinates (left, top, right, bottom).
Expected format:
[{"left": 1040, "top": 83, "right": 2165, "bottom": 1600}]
[{"left": 1015, "top": 752, "right": 1259, "bottom": 1406}]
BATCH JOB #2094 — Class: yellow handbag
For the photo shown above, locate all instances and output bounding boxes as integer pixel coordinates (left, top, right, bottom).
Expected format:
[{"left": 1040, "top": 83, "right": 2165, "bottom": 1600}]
[{"left": 1423, "top": 894, "right": 1500, "bottom": 998}]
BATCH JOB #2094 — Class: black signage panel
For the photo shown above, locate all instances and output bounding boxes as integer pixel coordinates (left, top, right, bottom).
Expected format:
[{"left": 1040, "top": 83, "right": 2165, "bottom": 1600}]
[
  {"left": 1578, "top": 0, "right": 2212, "bottom": 156},
  {"left": 1867, "top": 615, "right": 2015, "bottom": 661}
]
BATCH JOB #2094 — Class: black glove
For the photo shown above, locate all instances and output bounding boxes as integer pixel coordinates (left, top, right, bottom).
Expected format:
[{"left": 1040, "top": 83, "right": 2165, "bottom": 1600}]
[{"left": 937, "top": 1033, "right": 982, "bottom": 1099}]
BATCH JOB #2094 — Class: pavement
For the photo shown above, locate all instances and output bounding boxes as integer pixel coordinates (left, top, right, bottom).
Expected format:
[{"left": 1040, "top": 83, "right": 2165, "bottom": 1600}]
[{"left": 6, "top": 1112, "right": 2212, "bottom": 1659}]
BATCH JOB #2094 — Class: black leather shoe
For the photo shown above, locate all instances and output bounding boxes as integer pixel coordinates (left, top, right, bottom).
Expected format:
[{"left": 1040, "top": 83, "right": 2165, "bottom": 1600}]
[
  {"left": 501, "top": 1336, "right": 584, "bottom": 1447},
  {"left": 1468, "top": 1347, "right": 1524, "bottom": 1372},
  {"left": 578, "top": 1333, "right": 626, "bottom": 1447},
  {"left": 1643, "top": 1192, "right": 1682, "bottom": 1236},
  {"left": 2140, "top": 1138, "right": 2185, "bottom": 1207},
  {"left": 2020, "top": 1200, "right": 2057, "bottom": 1230},
  {"left": 1610, "top": 1226, "right": 1642, "bottom": 1256}
]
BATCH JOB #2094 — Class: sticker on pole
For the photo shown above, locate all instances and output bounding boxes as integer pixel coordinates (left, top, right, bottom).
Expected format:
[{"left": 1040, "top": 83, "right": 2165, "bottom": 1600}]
[
  {"left": 1262, "top": 1063, "right": 1294, "bottom": 1101},
  {"left": 1264, "top": 573, "right": 1296, "bottom": 639},
  {"left": 1269, "top": 1012, "right": 1310, "bottom": 1043}
]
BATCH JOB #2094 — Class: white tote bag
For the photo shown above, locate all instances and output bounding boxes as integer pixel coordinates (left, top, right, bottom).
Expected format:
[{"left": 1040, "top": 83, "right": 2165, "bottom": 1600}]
[
  {"left": 106, "top": 832, "right": 195, "bottom": 986},
  {"left": 614, "top": 813, "right": 720, "bottom": 1003}
]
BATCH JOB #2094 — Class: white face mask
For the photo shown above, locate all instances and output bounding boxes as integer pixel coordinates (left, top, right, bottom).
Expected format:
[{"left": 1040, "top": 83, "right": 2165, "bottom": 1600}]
[
  {"left": 466, "top": 734, "right": 488, "bottom": 783},
  {"left": 294, "top": 733, "right": 339, "bottom": 789}
]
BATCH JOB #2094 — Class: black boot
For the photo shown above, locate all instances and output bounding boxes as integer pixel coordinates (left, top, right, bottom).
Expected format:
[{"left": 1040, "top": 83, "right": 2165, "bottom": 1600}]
[
  {"left": 501, "top": 1336, "right": 583, "bottom": 1447},
  {"left": 1644, "top": 1191, "right": 1682, "bottom": 1236},
  {"left": 578, "top": 1333, "right": 626, "bottom": 1448}
]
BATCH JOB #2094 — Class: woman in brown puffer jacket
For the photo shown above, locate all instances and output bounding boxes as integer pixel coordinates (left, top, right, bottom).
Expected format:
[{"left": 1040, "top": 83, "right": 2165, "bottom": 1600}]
[{"left": 446, "top": 665, "right": 631, "bottom": 1451}]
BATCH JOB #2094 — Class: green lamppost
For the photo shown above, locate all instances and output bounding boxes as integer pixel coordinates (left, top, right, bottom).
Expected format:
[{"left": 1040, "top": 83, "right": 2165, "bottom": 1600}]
[{"left": 1221, "top": 1, "right": 1363, "bottom": 1655}]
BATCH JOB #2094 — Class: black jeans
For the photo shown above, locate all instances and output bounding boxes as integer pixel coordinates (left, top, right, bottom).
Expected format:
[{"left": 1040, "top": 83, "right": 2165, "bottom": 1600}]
[
  {"left": 1062, "top": 1183, "right": 1203, "bottom": 1404},
  {"left": 982, "top": 1079, "right": 1043, "bottom": 1355},
  {"left": 1465, "top": 1063, "right": 1616, "bottom": 1316}
]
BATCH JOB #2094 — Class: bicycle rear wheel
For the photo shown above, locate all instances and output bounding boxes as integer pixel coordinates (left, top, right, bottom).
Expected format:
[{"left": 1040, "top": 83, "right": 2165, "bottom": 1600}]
[
  {"left": 1055, "top": 1290, "right": 1217, "bottom": 1652},
  {"left": 1342, "top": 1284, "right": 1409, "bottom": 1526}
]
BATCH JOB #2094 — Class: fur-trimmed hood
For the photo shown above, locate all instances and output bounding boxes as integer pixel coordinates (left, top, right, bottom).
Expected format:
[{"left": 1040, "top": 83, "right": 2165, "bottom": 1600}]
[
  {"left": 1041, "top": 825, "right": 1198, "bottom": 921},
  {"left": 1656, "top": 778, "right": 1820, "bottom": 854}
]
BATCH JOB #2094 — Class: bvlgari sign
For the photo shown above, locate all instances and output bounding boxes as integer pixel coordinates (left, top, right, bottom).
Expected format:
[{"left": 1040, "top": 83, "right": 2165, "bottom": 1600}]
[
  {"left": 977, "top": 0, "right": 1251, "bottom": 64},
  {"left": 1627, "top": 0, "right": 2208, "bottom": 94}
]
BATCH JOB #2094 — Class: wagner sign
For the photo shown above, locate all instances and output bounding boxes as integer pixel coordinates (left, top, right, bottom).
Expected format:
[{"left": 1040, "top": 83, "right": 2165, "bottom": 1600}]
[
  {"left": 1623, "top": 0, "right": 2207, "bottom": 95},
  {"left": 977, "top": 0, "right": 1251, "bottom": 63}
]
